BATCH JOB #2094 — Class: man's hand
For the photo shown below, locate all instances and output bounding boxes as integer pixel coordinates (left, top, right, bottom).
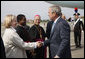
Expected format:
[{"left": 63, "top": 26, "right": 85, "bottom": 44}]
[
  {"left": 54, "top": 55, "right": 60, "bottom": 58},
  {"left": 36, "top": 41, "right": 43, "bottom": 48}
]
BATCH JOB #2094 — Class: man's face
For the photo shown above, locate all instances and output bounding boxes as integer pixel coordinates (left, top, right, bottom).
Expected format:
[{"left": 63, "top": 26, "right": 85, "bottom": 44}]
[
  {"left": 48, "top": 8, "right": 55, "bottom": 21},
  {"left": 19, "top": 17, "right": 26, "bottom": 26},
  {"left": 74, "top": 15, "right": 79, "bottom": 19},
  {"left": 34, "top": 16, "right": 40, "bottom": 25}
]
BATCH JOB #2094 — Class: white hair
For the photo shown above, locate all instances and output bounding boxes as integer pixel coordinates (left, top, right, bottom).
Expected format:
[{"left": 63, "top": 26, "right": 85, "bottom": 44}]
[{"left": 49, "top": 5, "right": 62, "bottom": 16}]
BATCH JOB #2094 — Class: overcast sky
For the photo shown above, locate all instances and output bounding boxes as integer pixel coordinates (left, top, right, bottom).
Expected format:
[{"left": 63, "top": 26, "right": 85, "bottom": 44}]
[{"left": 1, "top": 1, "right": 84, "bottom": 22}]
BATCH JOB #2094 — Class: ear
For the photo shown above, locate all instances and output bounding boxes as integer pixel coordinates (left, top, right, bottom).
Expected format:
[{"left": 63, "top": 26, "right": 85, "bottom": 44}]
[{"left": 53, "top": 12, "right": 56, "bottom": 16}]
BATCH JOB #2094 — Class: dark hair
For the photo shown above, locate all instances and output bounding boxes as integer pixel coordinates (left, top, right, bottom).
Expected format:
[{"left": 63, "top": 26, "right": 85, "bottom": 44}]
[{"left": 17, "top": 14, "right": 26, "bottom": 22}]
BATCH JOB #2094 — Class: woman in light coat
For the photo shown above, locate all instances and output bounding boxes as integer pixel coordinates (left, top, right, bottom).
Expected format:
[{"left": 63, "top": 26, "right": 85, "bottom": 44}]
[{"left": 2, "top": 14, "right": 42, "bottom": 58}]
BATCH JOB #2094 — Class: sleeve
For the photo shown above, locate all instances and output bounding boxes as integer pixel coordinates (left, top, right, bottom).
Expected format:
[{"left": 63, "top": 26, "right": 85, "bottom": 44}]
[
  {"left": 11, "top": 31, "right": 37, "bottom": 50},
  {"left": 80, "top": 19, "right": 84, "bottom": 31},
  {"left": 56, "top": 21, "right": 70, "bottom": 57},
  {"left": 43, "top": 39, "right": 50, "bottom": 47}
]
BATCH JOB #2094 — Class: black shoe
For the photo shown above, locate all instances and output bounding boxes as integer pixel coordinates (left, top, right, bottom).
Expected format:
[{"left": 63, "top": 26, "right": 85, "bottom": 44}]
[
  {"left": 79, "top": 45, "right": 81, "bottom": 48},
  {"left": 76, "top": 46, "right": 78, "bottom": 48}
]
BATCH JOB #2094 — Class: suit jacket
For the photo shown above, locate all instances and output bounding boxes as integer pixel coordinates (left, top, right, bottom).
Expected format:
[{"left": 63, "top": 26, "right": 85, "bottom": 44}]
[
  {"left": 2, "top": 27, "right": 37, "bottom": 58},
  {"left": 74, "top": 19, "right": 84, "bottom": 33},
  {"left": 44, "top": 17, "right": 71, "bottom": 58},
  {"left": 15, "top": 25, "right": 31, "bottom": 42},
  {"left": 23, "top": 25, "right": 30, "bottom": 32},
  {"left": 46, "top": 21, "right": 54, "bottom": 39},
  {"left": 1, "top": 37, "right": 6, "bottom": 58}
]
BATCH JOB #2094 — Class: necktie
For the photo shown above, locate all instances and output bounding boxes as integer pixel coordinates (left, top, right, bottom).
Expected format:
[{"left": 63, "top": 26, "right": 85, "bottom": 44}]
[{"left": 51, "top": 22, "right": 55, "bottom": 33}]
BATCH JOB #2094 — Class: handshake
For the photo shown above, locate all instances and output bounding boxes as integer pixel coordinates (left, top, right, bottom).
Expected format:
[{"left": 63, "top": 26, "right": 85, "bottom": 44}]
[{"left": 36, "top": 41, "right": 43, "bottom": 48}]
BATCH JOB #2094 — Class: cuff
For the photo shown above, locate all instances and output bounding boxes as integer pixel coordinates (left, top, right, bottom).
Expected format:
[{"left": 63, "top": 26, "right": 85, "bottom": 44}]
[{"left": 34, "top": 43, "right": 37, "bottom": 48}]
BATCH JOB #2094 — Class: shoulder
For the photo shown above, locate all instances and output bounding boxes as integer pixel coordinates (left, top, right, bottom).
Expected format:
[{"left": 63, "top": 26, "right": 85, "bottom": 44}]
[
  {"left": 2, "top": 28, "right": 15, "bottom": 39},
  {"left": 29, "top": 25, "right": 36, "bottom": 32},
  {"left": 25, "top": 25, "right": 30, "bottom": 28},
  {"left": 15, "top": 26, "right": 24, "bottom": 32},
  {"left": 5, "top": 28, "right": 14, "bottom": 34},
  {"left": 15, "top": 25, "right": 23, "bottom": 29},
  {"left": 80, "top": 18, "right": 83, "bottom": 21},
  {"left": 47, "top": 21, "right": 53, "bottom": 24},
  {"left": 15, "top": 26, "right": 20, "bottom": 30},
  {"left": 79, "top": 19, "right": 83, "bottom": 23},
  {"left": 39, "top": 25, "right": 44, "bottom": 30},
  {"left": 59, "top": 18, "right": 68, "bottom": 24},
  {"left": 30, "top": 25, "right": 36, "bottom": 29},
  {"left": 59, "top": 18, "right": 70, "bottom": 28}
]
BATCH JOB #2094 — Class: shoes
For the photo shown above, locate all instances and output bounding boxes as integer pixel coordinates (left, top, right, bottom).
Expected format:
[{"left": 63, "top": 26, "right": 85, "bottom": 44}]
[
  {"left": 76, "top": 46, "right": 78, "bottom": 48},
  {"left": 79, "top": 45, "right": 81, "bottom": 48},
  {"left": 76, "top": 45, "right": 81, "bottom": 48}
]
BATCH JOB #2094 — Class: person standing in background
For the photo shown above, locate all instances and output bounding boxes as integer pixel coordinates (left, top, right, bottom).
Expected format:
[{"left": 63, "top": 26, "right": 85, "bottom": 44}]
[
  {"left": 73, "top": 12, "right": 84, "bottom": 48},
  {"left": 15, "top": 14, "right": 31, "bottom": 58},
  {"left": 29, "top": 15, "right": 46, "bottom": 58}
]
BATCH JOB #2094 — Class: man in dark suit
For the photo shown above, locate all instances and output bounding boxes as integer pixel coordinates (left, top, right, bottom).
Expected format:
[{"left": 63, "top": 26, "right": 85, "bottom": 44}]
[
  {"left": 46, "top": 21, "right": 53, "bottom": 58},
  {"left": 46, "top": 21, "right": 54, "bottom": 39},
  {"left": 1, "top": 37, "right": 6, "bottom": 58},
  {"left": 15, "top": 14, "right": 31, "bottom": 58},
  {"left": 43, "top": 5, "right": 71, "bottom": 58},
  {"left": 73, "top": 13, "right": 84, "bottom": 48}
]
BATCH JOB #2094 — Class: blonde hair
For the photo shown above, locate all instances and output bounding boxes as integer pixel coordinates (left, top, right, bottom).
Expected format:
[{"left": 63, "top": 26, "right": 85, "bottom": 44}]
[{"left": 3, "top": 14, "right": 16, "bottom": 28}]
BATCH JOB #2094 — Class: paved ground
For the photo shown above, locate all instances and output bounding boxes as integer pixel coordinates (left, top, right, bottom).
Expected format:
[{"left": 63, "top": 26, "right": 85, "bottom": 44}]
[
  {"left": 70, "top": 31, "right": 84, "bottom": 58},
  {"left": 69, "top": 21, "right": 84, "bottom": 58},
  {"left": 1, "top": 21, "right": 84, "bottom": 58}
]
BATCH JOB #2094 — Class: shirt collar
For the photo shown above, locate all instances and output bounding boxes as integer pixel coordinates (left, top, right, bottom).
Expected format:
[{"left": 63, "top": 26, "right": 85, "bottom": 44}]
[
  {"left": 10, "top": 26, "right": 16, "bottom": 32},
  {"left": 54, "top": 16, "right": 60, "bottom": 23}
]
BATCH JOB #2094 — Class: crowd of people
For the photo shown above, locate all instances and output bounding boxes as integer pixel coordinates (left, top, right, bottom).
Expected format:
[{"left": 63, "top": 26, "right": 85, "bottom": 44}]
[{"left": 1, "top": 5, "right": 84, "bottom": 58}]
